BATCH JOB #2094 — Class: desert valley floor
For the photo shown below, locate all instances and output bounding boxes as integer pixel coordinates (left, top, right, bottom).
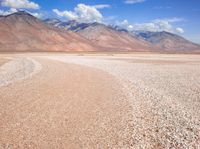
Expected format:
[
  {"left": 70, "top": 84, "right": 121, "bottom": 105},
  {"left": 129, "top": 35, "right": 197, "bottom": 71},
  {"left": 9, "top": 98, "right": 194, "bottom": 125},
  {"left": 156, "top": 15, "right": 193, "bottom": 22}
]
[{"left": 0, "top": 53, "right": 200, "bottom": 148}]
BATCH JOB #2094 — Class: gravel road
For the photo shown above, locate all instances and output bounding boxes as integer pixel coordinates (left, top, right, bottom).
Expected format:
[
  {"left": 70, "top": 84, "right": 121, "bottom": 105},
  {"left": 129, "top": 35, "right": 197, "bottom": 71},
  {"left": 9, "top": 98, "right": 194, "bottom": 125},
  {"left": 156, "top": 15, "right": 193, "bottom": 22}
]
[
  {"left": 47, "top": 54, "right": 200, "bottom": 148},
  {"left": 0, "top": 54, "right": 200, "bottom": 149},
  {"left": 0, "top": 56, "right": 133, "bottom": 149},
  {"left": 0, "top": 57, "right": 41, "bottom": 87}
]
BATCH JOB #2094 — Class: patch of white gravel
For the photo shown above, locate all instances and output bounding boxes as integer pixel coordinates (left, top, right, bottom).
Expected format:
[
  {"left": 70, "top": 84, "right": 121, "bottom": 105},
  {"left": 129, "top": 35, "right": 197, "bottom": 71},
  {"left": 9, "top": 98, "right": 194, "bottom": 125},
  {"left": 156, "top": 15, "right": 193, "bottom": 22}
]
[
  {"left": 0, "top": 57, "right": 42, "bottom": 87},
  {"left": 46, "top": 55, "right": 200, "bottom": 149}
]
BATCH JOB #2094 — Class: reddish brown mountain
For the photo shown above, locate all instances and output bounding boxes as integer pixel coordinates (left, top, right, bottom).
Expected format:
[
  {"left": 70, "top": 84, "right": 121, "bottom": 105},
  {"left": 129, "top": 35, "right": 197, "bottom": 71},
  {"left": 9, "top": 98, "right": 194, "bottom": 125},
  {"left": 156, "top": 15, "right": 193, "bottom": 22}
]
[
  {"left": 3, "top": 12, "right": 198, "bottom": 53},
  {"left": 0, "top": 11, "right": 97, "bottom": 52},
  {"left": 45, "top": 19, "right": 200, "bottom": 53},
  {"left": 135, "top": 31, "right": 200, "bottom": 53},
  {"left": 74, "top": 23, "right": 155, "bottom": 52},
  {"left": 0, "top": 12, "right": 156, "bottom": 52}
]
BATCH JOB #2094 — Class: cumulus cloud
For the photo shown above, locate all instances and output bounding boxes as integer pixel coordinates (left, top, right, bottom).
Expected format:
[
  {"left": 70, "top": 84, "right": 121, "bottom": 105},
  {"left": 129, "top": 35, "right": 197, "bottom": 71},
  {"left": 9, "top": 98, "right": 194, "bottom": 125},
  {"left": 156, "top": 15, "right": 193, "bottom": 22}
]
[
  {"left": 117, "top": 18, "right": 185, "bottom": 33},
  {"left": 27, "top": 11, "right": 42, "bottom": 18},
  {"left": 116, "top": 20, "right": 134, "bottom": 30},
  {"left": 0, "top": 8, "right": 17, "bottom": 15},
  {"left": 0, "top": 8, "right": 43, "bottom": 18},
  {"left": 53, "top": 9, "right": 78, "bottom": 20},
  {"left": 176, "top": 27, "right": 184, "bottom": 33},
  {"left": 124, "top": 0, "right": 146, "bottom": 4},
  {"left": 53, "top": 4, "right": 105, "bottom": 23},
  {"left": 1, "top": 0, "right": 40, "bottom": 9}
]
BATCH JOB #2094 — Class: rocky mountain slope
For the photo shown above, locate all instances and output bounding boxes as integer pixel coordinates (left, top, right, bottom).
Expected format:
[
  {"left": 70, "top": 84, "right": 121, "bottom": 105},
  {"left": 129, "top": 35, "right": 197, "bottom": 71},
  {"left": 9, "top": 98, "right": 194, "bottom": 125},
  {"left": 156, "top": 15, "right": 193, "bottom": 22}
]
[
  {"left": 134, "top": 31, "right": 200, "bottom": 52},
  {"left": 0, "top": 11, "right": 97, "bottom": 52},
  {"left": 0, "top": 12, "right": 199, "bottom": 53},
  {"left": 44, "top": 19, "right": 155, "bottom": 52},
  {"left": 45, "top": 19, "right": 200, "bottom": 53},
  {"left": 44, "top": 19, "right": 91, "bottom": 32},
  {"left": 76, "top": 23, "right": 155, "bottom": 51}
]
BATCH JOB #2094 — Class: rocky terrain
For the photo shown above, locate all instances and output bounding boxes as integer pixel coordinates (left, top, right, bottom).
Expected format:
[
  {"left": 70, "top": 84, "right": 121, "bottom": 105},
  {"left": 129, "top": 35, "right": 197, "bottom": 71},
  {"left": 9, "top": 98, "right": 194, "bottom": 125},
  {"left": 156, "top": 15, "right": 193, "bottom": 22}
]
[
  {"left": 0, "top": 11, "right": 97, "bottom": 52},
  {"left": 0, "top": 53, "right": 200, "bottom": 148},
  {"left": 0, "top": 11, "right": 157, "bottom": 52},
  {"left": 44, "top": 19, "right": 200, "bottom": 53},
  {"left": 44, "top": 19, "right": 160, "bottom": 52},
  {"left": 47, "top": 54, "right": 200, "bottom": 148},
  {"left": 134, "top": 31, "right": 200, "bottom": 53},
  {"left": 0, "top": 11, "right": 199, "bottom": 53},
  {"left": 0, "top": 57, "right": 41, "bottom": 87},
  {"left": 76, "top": 23, "right": 155, "bottom": 51}
]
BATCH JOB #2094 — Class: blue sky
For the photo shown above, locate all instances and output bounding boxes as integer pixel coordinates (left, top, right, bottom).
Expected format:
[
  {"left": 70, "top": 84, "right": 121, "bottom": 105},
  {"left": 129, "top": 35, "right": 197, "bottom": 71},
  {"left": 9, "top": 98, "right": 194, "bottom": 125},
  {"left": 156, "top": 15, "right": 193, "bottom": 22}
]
[{"left": 0, "top": 0, "right": 200, "bottom": 44}]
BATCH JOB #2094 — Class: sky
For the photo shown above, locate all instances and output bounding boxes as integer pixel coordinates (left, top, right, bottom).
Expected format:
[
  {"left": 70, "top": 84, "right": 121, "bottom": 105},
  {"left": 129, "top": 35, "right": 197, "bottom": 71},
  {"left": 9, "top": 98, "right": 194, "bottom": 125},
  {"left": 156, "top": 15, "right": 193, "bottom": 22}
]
[{"left": 0, "top": 0, "right": 200, "bottom": 44}]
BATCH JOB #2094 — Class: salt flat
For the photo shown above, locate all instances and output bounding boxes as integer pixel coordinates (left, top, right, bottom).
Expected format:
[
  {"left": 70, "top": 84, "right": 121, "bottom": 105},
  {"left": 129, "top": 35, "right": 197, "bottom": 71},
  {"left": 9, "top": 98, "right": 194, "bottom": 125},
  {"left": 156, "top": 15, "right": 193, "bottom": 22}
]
[{"left": 0, "top": 53, "right": 200, "bottom": 149}]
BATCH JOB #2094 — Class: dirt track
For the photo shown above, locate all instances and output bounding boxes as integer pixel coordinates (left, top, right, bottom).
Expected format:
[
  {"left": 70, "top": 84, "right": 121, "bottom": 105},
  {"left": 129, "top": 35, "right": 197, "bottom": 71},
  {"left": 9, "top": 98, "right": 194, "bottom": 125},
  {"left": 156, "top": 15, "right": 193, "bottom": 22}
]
[
  {"left": 0, "top": 57, "right": 10, "bottom": 66},
  {"left": 0, "top": 57, "right": 133, "bottom": 148},
  {"left": 0, "top": 54, "right": 200, "bottom": 149}
]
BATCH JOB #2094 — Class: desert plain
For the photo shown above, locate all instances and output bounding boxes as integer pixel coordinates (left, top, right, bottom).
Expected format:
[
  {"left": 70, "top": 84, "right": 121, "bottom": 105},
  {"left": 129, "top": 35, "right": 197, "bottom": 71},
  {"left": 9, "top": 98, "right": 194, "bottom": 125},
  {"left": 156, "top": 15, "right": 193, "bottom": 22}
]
[{"left": 0, "top": 53, "right": 200, "bottom": 149}]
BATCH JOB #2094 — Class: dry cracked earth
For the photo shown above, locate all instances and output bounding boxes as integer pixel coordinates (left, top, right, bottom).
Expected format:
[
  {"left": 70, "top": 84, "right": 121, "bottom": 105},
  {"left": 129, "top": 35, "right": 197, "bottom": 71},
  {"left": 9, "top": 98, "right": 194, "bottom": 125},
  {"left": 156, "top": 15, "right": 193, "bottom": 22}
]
[{"left": 0, "top": 53, "right": 200, "bottom": 149}]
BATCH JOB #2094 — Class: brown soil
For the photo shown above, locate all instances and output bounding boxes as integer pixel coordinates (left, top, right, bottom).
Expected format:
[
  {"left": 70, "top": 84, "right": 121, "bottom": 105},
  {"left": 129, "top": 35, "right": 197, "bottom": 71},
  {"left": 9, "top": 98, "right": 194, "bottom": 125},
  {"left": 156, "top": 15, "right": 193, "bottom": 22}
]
[
  {"left": 0, "top": 58, "right": 10, "bottom": 66},
  {"left": 0, "top": 58, "right": 133, "bottom": 148}
]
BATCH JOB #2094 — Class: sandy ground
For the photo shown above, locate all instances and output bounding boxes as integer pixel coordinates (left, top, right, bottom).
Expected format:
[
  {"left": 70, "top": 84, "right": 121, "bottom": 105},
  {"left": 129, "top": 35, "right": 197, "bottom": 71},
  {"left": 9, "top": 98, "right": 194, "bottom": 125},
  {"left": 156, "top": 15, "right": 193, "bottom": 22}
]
[
  {"left": 0, "top": 56, "right": 133, "bottom": 149},
  {"left": 0, "top": 57, "right": 41, "bottom": 87},
  {"left": 0, "top": 53, "right": 200, "bottom": 149},
  {"left": 0, "top": 58, "right": 10, "bottom": 66}
]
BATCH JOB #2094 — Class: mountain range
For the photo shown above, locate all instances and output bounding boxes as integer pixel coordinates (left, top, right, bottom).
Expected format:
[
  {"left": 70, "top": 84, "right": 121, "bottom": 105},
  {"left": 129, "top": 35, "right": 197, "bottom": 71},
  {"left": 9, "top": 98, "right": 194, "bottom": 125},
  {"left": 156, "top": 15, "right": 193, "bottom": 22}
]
[
  {"left": 134, "top": 31, "right": 200, "bottom": 52},
  {"left": 0, "top": 11, "right": 97, "bottom": 52},
  {"left": 44, "top": 18, "right": 155, "bottom": 52},
  {"left": 0, "top": 11, "right": 200, "bottom": 53}
]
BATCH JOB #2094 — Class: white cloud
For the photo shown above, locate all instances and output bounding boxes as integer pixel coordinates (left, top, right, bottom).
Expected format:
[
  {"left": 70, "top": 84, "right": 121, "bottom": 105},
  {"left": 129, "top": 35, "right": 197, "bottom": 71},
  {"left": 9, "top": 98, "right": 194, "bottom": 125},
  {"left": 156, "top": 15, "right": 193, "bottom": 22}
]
[
  {"left": 53, "top": 4, "right": 104, "bottom": 23},
  {"left": 93, "top": 4, "right": 111, "bottom": 9},
  {"left": 124, "top": 0, "right": 146, "bottom": 4},
  {"left": 28, "top": 11, "right": 42, "bottom": 18},
  {"left": 176, "top": 27, "right": 184, "bottom": 33},
  {"left": 1, "top": 0, "right": 40, "bottom": 9},
  {"left": 0, "top": 8, "right": 17, "bottom": 15},
  {"left": 116, "top": 20, "right": 134, "bottom": 30},
  {"left": 117, "top": 18, "right": 185, "bottom": 34},
  {"left": 120, "top": 20, "right": 129, "bottom": 26},
  {"left": 53, "top": 9, "right": 78, "bottom": 20},
  {"left": 0, "top": 8, "right": 43, "bottom": 18}
]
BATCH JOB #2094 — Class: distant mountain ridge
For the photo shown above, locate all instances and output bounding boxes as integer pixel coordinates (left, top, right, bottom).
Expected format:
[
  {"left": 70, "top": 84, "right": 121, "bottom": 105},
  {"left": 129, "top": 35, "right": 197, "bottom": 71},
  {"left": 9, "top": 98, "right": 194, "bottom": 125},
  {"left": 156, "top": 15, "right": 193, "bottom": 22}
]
[
  {"left": 44, "top": 19, "right": 91, "bottom": 32},
  {"left": 0, "top": 11, "right": 97, "bottom": 52},
  {"left": 0, "top": 11, "right": 155, "bottom": 52},
  {"left": 44, "top": 19, "right": 158, "bottom": 51},
  {"left": 134, "top": 31, "right": 200, "bottom": 52},
  {"left": 74, "top": 22, "right": 155, "bottom": 51},
  {"left": 44, "top": 18, "right": 200, "bottom": 53},
  {"left": 0, "top": 12, "right": 199, "bottom": 53}
]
